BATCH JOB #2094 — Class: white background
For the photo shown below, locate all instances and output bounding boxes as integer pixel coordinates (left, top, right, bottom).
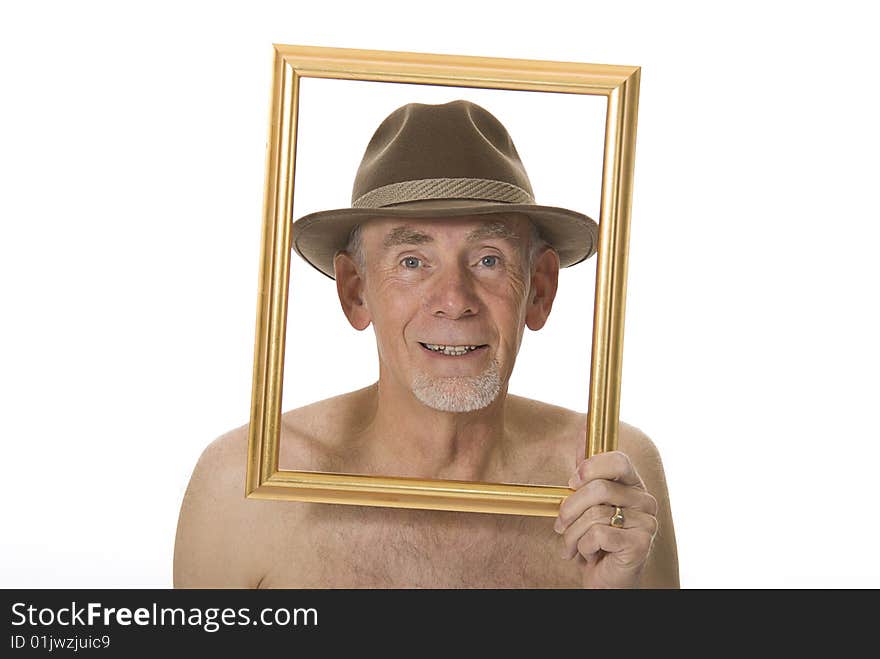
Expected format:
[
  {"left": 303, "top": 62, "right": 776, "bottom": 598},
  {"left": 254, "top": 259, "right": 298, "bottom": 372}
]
[{"left": 1, "top": 1, "right": 877, "bottom": 588}]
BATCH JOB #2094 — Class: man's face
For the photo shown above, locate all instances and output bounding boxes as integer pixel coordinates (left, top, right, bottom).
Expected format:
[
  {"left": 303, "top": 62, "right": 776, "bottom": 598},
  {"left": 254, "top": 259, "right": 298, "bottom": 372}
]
[{"left": 354, "top": 214, "right": 539, "bottom": 413}]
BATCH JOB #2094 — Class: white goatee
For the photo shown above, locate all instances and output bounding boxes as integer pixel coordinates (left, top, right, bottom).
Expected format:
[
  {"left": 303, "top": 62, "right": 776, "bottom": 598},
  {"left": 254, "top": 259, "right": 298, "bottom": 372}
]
[{"left": 410, "top": 358, "right": 503, "bottom": 413}]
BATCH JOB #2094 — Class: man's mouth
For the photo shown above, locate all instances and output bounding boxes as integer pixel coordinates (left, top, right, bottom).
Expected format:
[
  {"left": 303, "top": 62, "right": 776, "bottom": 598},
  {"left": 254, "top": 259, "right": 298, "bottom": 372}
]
[{"left": 418, "top": 342, "right": 488, "bottom": 357}]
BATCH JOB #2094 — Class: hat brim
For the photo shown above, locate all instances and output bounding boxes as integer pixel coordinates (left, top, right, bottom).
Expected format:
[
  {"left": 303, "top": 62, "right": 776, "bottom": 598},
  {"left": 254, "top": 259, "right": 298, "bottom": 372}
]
[{"left": 290, "top": 199, "right": 599, "bottom": 280}]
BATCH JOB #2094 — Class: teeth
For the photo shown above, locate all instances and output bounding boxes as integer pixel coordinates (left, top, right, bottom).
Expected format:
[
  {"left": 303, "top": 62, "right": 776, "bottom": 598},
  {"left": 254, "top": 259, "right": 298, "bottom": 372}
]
[{"left": 423, "top": 343, "right": 481, "bottom": 356}]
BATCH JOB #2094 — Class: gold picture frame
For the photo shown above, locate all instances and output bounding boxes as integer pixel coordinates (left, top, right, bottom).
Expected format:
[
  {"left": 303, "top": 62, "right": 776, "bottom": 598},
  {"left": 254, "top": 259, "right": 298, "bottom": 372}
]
[{"left": 246, "top": 43, "right": 640, "bottom": 517}]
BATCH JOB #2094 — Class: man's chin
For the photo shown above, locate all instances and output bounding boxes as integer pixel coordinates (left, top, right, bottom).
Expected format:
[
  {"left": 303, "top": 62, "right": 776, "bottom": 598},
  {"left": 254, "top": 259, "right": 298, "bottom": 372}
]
[{"left": 410, "top": 361, "right": 503, "bottom": 413}]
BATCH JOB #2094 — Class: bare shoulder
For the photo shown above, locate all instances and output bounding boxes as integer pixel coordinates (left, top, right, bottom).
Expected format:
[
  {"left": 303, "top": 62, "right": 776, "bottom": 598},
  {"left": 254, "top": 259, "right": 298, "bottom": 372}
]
[
  {"left": 506, "top": 393, "right": 582, "bottom": 435},
  {"left": 173, "top": 422, "right": 299, "bottom": 588},
  {"left": 617, "top": 420, "right": 665, "bottom": 471},
  {"left": 505, "top": 394, "right": 651, "bottom": 450},
  {"left": 509, "top": 395, "right": 658, "bottom": 458},
  {"left": 277, "top": 385, "right": 376, "bottom": 470},
  {"left": 610, "top": 420, "right": 680, "bottom": 589},
  {"left": 174, "top": 425, "right": 250, "bottom": 587},
  {"left": 173, "top": 387, "right": 373, "bottom": 589},
  {"left": 507, "top": 395, "right": 679, "bottom": 587}
]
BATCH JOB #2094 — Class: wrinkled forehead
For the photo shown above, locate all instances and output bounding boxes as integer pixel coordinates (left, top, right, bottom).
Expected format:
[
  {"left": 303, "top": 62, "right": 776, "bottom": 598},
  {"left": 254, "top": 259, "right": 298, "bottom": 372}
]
[{"left": 363, "top": 213, "right": 531, "bottom": 250}]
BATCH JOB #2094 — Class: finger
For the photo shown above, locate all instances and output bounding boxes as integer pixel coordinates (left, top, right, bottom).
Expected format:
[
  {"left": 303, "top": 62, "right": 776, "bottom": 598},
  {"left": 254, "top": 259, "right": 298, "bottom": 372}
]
[
  {"left": 559, "top": 505, "right": 616, "bottom": 558},
  {"left": 556, "top": 479, "right": 658, "bottom": 532},
  {"left": 569, "top": 450, "right": 644, "bottom": 490},
  {"left": 576, "top": 524, "right": 656, "bottom": 569},
  {"left": 560, "top": 505, "right": 657, "bottom": 560}
]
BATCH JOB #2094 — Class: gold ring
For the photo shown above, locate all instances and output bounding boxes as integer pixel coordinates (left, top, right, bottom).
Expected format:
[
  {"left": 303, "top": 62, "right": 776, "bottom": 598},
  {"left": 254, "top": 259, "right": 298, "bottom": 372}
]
[{"left": 610, "top": 505, "right": 625, "bottom": 528}]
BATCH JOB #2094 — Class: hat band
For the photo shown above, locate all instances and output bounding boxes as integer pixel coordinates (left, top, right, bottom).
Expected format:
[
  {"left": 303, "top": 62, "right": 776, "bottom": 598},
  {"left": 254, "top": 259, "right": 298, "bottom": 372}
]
[{"left": 351, "top": 177, "right": 534, "bottom": 209}]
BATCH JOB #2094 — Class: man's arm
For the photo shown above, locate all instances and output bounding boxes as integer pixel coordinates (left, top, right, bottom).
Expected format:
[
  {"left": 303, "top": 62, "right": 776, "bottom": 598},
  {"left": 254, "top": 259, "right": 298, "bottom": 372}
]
[
  {"left": 173, "top": 430, "right": 264, "bottom": 588},
  {"left": 622, "top": 426, "right": 680, "bottom": 588}
]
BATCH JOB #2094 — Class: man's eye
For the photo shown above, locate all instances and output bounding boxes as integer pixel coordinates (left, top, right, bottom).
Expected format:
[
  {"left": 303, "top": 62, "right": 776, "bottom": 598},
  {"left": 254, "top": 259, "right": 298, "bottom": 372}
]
[
  {"left": 480, "top": 255, "right": 500, "bottom": 268},
  {"left": 401, "top": 256, "right": 422, "bottom": 269}
]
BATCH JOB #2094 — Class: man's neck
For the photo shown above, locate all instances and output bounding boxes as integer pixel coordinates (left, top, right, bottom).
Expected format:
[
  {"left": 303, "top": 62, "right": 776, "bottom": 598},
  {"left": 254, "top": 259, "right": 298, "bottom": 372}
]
[{"left": 355, "top": 377, "right": 514, "bottom": 482}]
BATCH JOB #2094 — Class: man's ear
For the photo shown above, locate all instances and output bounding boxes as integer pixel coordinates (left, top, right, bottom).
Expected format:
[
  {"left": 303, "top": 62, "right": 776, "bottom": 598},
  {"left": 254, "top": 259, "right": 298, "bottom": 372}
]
[
  {"left": 334, "top": 251, "right": 371, "bottom": 331},
  {"left": 525, "top": 246, "right": 560, "bottom": 331}
]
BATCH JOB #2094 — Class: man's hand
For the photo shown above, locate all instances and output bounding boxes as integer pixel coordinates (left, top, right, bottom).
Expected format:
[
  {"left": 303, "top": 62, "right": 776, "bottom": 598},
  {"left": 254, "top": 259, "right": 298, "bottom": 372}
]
[{"left": 554, "top": 450, "right": 659, "bottom": 589}]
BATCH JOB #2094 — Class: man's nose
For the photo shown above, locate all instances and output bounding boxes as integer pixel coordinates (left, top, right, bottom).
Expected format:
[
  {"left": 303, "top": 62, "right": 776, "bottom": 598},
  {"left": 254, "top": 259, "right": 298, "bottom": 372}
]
[{"left": 424, "top": 264, "right": 481, "bottom": 319}]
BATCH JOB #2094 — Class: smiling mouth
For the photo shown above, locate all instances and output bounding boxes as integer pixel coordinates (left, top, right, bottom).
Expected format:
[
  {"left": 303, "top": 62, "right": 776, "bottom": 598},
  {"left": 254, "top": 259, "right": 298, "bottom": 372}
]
[{"left": 418, "top": 342, "right": 488, "bottom": 356}]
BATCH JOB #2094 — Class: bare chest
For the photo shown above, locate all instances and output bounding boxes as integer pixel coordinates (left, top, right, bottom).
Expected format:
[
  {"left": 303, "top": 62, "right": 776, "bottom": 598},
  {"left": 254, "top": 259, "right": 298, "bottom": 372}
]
[{"left": 256, "top": 504, "right": 581, "bottom": 588}]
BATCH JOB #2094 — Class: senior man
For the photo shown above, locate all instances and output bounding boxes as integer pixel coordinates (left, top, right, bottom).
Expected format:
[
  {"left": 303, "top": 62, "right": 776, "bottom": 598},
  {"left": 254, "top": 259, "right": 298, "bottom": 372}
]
[{"left": 174, "top": 100, "right": 679, "bottom": 588}]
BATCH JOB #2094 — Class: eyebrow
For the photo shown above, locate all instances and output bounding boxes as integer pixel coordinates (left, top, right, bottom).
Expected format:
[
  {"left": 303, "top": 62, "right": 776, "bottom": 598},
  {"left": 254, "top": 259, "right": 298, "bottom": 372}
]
[{"left": 381, "top": 221, "right": 521, "bottom": 250}]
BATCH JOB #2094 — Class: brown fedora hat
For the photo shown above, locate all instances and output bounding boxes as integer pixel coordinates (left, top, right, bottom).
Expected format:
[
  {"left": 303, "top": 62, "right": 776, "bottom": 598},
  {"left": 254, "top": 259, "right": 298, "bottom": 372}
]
[{"left": 290, "top": 99, "right": 599, "bottom": 280}]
